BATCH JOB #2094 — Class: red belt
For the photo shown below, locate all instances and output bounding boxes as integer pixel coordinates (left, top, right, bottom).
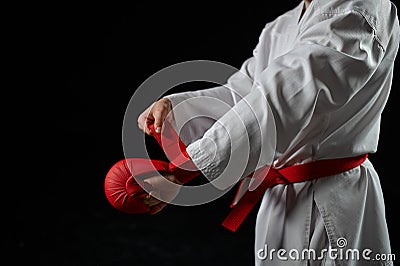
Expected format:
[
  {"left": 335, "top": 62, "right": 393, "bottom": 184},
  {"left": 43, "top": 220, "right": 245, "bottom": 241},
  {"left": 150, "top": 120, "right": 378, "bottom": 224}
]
[
  {"left": 221, "top": 153, "right": 368, "bottom": 232},
  {"left": 146, "top": 123, "right": 368, "bottom": 232}
]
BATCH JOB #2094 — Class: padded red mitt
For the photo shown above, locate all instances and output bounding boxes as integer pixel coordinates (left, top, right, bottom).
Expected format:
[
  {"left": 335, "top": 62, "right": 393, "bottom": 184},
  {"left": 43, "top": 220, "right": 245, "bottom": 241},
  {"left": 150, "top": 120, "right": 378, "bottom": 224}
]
[{"left": 104, "top": 123, "right": 200, "bottom": 214}]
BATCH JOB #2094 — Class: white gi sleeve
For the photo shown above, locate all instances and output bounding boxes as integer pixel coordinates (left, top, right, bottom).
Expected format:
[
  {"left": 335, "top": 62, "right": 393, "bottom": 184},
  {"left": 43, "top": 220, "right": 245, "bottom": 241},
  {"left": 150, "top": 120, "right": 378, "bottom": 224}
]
[
  {"left": 186, "top": 11, "right": 389, "bottom": 185},
  {"left": 164, "top": 57, "right": 256, "bottom": 145},
  {"left": 166, "top": 56, "right": 255, "bottom": 107}
]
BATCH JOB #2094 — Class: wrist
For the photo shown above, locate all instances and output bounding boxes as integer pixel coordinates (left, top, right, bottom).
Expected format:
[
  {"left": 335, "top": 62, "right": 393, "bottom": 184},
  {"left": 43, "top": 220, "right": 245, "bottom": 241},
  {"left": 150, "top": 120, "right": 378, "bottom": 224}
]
[
  {"left": 159, "top": 97, "right": 171, "bottom": 107},
  {"left": 163, "top": 172, "right": 183, "bottom": 185}
]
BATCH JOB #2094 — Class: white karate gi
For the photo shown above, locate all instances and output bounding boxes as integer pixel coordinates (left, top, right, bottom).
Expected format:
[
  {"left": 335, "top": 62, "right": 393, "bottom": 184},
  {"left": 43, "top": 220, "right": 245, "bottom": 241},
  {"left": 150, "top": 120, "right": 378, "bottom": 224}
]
[{"left": 165, "top": 0, "right": 399, "bottom": 265}]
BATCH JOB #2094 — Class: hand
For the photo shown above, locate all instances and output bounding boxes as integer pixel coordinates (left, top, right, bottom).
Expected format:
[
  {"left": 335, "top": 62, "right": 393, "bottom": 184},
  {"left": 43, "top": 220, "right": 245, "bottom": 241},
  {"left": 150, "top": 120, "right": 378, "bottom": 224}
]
[
  {"left": 137, "top": 98, "right": 172, "bottom": 136},
  {"left": 142, "top": 172, "right": 183, "bottom": 214}
]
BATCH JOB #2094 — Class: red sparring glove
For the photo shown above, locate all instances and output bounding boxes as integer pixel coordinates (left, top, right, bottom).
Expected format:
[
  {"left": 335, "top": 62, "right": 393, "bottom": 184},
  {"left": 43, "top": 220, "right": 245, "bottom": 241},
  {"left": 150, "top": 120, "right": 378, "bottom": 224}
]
[{"left": 104, "top": 122, "right": 200, "bottom": 214}]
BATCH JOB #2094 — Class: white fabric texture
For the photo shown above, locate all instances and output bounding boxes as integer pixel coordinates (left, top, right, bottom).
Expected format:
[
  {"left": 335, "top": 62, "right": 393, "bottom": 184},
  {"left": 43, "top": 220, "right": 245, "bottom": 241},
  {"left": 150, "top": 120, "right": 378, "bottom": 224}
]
[{"left": 165, "top": 0, "right": 399, "bottom": 265}]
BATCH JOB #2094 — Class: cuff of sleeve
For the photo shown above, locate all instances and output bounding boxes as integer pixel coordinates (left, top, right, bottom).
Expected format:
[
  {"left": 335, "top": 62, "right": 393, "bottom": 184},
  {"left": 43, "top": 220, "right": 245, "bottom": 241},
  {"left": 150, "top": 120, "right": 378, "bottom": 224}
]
[{"left": 186, "top": 138, "right": 221, "bottom": 181}]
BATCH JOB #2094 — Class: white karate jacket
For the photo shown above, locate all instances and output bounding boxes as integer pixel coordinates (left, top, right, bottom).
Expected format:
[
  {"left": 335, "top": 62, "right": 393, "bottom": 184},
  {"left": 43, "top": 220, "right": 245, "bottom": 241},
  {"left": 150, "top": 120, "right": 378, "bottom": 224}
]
[{"left": 166, "top": 0, "right": 399, "bottom": 264}]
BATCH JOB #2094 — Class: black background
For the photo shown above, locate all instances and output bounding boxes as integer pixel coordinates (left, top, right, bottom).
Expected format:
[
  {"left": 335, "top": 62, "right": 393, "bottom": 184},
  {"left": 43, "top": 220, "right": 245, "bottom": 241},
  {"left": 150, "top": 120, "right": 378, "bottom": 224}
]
[{"left": 29, "top": 1, "right": 399, "bottom": 265}]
